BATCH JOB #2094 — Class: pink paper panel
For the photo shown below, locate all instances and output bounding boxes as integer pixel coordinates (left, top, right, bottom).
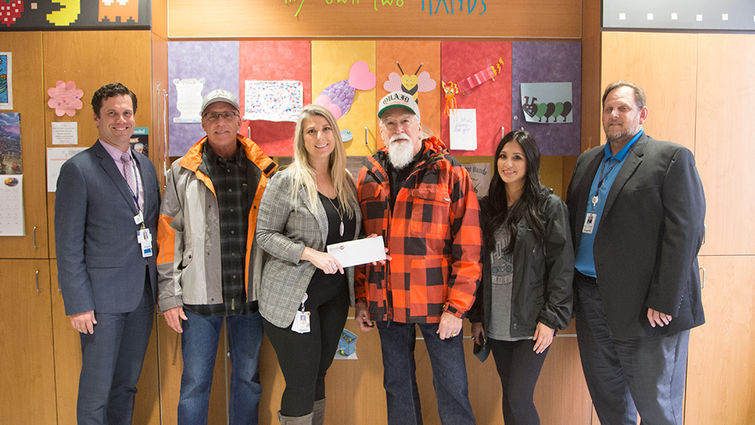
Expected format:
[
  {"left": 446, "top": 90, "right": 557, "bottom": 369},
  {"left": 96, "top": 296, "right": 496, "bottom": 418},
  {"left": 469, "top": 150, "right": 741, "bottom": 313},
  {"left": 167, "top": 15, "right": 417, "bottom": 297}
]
[
  {"left": 239, "top": 40, "right": 311, "bottom": 157},
  {"left": 441, "top": 41, "right": 512, "bottom": 156},
  {"left": 376, "top": 41, "right": 441, "bottom": 150}
]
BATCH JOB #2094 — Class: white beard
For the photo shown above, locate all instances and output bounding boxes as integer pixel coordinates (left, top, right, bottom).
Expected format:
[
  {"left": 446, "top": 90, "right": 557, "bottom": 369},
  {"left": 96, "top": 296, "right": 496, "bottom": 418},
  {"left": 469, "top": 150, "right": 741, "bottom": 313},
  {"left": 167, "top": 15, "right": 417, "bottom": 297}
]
[{"left": 387, "top": 135, "right": 415, "bottom": 169}]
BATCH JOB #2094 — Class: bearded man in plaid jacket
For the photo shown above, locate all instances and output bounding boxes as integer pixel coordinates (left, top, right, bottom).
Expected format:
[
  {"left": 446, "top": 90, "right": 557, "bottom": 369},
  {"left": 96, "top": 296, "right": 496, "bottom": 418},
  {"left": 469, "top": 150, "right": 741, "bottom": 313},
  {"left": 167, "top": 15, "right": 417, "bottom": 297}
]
[{"left": 355, "top": 92, "right": 482, "bottom": 425}]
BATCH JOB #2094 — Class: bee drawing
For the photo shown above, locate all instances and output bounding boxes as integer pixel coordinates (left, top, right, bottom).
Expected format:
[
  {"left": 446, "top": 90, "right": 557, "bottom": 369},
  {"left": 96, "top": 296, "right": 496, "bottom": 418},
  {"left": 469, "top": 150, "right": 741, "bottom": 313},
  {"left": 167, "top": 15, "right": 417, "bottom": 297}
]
[{"left": 384, "top": 62, "right": 437, "bottom": 103}]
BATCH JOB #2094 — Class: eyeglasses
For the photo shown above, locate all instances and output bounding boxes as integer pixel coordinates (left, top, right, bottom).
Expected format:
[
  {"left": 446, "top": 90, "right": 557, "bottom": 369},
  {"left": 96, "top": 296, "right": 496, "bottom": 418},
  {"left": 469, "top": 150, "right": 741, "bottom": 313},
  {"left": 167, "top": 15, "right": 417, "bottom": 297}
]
[{"left": 203, "top": 111, "right": 239, "bottom": 122}]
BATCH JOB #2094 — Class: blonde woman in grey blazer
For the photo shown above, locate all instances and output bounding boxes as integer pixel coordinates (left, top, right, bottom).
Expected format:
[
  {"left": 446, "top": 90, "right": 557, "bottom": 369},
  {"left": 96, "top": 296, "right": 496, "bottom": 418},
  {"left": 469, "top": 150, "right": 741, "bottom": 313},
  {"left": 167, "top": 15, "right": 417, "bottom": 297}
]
[{"left": 256, "top": 105, "right": 361, "bottom": 425}]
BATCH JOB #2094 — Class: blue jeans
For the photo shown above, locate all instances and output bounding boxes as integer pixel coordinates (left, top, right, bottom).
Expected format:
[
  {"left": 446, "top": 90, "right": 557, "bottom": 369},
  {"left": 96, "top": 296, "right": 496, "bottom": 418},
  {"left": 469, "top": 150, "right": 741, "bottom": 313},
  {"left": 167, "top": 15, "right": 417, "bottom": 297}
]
[
  {"left": 178, "top": 310, "right": 263, "bottom": 425},
  {"left": 377, "top": 321, "right": 476, "bottom": 425}
]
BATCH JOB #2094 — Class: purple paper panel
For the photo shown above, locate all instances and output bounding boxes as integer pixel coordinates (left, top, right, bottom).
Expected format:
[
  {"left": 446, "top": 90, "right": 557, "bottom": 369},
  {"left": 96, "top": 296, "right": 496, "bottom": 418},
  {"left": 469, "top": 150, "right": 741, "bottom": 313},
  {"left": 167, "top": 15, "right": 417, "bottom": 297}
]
[
  {"left": 168, "top": 41, "right": 239, "bottom": 157},
  {"left": 511, "top": 42, "right": 581, "bottom": 156}
]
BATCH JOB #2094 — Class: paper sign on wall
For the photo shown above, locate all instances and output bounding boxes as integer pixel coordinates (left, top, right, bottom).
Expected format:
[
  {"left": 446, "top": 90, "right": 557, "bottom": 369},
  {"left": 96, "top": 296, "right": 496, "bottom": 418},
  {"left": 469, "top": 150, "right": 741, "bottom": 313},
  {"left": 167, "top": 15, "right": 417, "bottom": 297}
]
[
  {"left": 520, "top": 82, "right": 573, "bottom": 123},
  {"left": 0, "top": 174, "right": 24, "bottom": 236},
  {"left": 52, "top": 122, "right": 78, "bottom": 145},
  {"left": 463, "top": 162, "right": 492, "bottom": 197},
  {"left": 449, "top": 108, "right": 477, "bottom": 151},
  {"left": 47, "top": 147, "right": 86, "bottom": 192},
  {"left": 244, "top": 80, "right": 303, "bottom": 122}
]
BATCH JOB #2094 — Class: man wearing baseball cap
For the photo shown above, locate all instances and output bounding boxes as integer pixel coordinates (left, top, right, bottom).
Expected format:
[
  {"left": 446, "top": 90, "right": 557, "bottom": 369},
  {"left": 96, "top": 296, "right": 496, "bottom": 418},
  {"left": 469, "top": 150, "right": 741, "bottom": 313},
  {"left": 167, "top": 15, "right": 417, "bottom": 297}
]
[
  {"left": 157, "top": 89, "right": 277, "bottom": 424},
  {"left": 355, "top": 91, "right": 483, "bottom": 424}
]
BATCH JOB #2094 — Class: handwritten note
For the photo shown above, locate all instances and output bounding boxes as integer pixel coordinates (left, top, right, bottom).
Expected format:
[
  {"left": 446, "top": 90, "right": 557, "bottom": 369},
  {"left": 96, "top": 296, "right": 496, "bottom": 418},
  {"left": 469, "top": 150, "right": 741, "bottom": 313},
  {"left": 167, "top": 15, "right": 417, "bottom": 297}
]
[
  {"left": 52, "top": 122, "right": 78, "bottom": 145},
  {"left": 449, "top": 108, "right": 477, "bottom": 151}
]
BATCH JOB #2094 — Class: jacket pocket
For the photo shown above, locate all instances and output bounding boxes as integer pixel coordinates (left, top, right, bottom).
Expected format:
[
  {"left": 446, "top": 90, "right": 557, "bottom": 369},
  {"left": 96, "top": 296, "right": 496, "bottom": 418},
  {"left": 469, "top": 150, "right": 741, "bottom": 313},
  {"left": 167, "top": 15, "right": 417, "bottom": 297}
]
[{"left": 408, "top": 186, "right": 450, "bottom": 236}]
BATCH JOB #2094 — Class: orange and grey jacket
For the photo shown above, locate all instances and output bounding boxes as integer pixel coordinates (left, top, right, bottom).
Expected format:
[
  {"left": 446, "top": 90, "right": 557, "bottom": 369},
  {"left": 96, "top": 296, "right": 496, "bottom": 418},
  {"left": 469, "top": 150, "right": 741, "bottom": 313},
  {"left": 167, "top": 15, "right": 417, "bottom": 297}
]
[
  {"left": 156, "top": 135, "right": 276, "bottom": 311},
  {"left": 355, "top": 137, "right": 482, "bottom": 323}
]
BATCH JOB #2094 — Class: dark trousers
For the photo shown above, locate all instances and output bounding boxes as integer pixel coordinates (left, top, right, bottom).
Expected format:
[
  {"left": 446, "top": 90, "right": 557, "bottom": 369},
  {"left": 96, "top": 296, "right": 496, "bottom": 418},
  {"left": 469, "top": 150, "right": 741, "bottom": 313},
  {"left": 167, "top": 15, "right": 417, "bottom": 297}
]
[
  {"left": 263, "top": 277, "right": 349, "bottom": 417},
  {"left": 376, "top": 321, "right": 476, "bottom": 425},
  {"left": 488, "top": 338, "right": 549, "bottom": 425},
  {"left": 77, "top": 279, "right": 154, "bottom": 425},
  {"left": 575, "top": 274, "right": 689, "bottom": 425}
]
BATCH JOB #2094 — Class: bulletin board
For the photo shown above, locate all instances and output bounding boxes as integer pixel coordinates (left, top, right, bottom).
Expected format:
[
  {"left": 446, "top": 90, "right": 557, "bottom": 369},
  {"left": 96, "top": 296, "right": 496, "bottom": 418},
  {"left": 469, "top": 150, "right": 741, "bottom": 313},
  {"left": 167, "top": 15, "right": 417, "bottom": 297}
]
[
  {"left": 441, "top": 41, "right": 512, "bottom": 157},
  {"left": 239, "top": 41, "right": 311, "bottom": 157},
  {"left": 167, "top": 40, "right": 581, "bottom": 158},
  {"left": 511, "top": 42, "right": 581, "bottom": 156}
]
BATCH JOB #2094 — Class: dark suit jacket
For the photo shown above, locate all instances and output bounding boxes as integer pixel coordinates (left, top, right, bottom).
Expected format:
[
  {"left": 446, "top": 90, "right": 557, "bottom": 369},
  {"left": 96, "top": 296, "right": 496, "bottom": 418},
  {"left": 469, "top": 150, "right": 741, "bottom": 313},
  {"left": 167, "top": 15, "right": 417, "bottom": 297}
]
[
  {"left": 566, "top": 133, "right": 705, "bottom": 338},
  {"left": 55, "top": 141, "right": 160, "bottom": 315}
]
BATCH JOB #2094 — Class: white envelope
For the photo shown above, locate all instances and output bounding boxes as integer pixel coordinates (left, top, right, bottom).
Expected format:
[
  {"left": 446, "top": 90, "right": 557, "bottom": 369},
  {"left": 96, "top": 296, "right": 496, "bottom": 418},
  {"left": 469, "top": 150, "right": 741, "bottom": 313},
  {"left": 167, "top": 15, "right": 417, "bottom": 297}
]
[{"left": 327, "top": 236, "right": 387, "bottom": 268}]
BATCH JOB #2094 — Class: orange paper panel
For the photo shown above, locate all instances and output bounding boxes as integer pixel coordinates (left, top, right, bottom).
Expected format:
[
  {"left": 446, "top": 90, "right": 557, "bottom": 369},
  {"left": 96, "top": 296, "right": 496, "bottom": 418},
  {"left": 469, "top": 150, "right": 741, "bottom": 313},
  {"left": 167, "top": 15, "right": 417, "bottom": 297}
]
[{"left": 376, "top": 41, "right": 441, "bottom": 149}]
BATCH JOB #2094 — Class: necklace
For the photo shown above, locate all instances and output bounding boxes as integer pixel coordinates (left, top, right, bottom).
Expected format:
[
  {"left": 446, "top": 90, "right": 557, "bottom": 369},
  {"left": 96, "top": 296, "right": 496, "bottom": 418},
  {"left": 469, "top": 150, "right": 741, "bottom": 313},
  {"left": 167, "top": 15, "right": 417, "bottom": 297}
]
[{"left": 325, "top": 195, "right": 345, "bottom": 236}]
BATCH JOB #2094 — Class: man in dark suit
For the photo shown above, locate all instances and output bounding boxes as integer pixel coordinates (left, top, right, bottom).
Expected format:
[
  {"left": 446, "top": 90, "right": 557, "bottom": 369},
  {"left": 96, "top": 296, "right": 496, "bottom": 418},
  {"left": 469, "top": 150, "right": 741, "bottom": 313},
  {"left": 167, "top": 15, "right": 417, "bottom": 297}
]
[
  {"left": 55, "top": 82, "right": 160, "bottom": 425},
  {"left": 566, "top": 81, "right": 705, "bottom": 425}
]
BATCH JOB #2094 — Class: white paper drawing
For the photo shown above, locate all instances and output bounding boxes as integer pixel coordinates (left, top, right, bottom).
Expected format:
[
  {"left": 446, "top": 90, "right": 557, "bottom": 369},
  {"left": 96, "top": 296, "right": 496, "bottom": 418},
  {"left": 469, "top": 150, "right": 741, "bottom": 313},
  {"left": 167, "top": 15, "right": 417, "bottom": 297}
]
[
  {"left": 244, "top": 80, "right": 303, "bottom": 122},
  {"left": 173, "top": 78, "right": 205, "bottom": 123},
  {"left": 449, "top": 108, "right": 477, "bottom": 151}
]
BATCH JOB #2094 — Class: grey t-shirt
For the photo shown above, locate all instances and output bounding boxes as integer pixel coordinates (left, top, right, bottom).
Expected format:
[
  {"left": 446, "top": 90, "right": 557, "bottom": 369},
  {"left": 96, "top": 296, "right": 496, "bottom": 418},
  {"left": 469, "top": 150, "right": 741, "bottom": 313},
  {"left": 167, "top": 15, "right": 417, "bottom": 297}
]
[{"left": 486, "top": 223, "right": 531, "bottom": 341}]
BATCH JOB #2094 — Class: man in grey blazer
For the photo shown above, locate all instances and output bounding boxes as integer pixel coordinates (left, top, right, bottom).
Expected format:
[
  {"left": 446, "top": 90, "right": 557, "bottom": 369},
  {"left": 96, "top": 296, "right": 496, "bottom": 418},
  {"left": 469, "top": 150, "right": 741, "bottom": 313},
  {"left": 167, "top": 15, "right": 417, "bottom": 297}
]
[
  {"left": 566, "top": 82, "right": 705, "bottom": 425},
  {"left": 55, "top": 83, "right": 160, "bottom": 425}
]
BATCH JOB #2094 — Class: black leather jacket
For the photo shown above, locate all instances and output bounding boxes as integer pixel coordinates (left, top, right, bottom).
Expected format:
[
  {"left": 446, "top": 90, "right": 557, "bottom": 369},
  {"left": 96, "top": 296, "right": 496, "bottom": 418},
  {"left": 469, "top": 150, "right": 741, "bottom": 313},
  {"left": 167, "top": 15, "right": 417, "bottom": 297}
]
[{"left": 468, "top": 187, "right": 574, "bottom": 337}]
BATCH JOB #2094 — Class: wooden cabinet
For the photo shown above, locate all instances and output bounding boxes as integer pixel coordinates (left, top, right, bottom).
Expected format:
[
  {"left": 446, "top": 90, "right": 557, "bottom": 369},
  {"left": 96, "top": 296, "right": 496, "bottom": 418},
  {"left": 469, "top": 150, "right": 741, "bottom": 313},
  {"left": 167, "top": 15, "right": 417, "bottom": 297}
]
[
  {"left": 685, "top": 256, "right": 755, "bottom": 425},
  {"left": 0, "top": 32, "right": 49, "bottom": 258},
  {"left": 0, "top": 259, "right": 57, "bottom": 424}
]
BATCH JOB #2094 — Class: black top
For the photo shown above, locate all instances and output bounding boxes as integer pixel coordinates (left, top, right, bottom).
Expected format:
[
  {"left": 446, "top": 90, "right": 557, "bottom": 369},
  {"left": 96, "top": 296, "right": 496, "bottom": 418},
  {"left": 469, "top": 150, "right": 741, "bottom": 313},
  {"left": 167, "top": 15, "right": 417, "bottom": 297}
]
[
  {"left": 186, "top": 142, "right": 256, "bottom": 316},
  {"left": 308, "top": 192, "right": 357, "bottom": 292}
]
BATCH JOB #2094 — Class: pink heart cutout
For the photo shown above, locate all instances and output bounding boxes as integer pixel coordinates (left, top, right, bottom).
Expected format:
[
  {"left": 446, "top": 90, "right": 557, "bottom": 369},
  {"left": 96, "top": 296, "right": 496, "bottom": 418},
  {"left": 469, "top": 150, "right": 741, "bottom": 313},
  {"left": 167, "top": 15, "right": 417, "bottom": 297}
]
[{"left": 348, "top": 61, "right": 376, "bottom": 91}]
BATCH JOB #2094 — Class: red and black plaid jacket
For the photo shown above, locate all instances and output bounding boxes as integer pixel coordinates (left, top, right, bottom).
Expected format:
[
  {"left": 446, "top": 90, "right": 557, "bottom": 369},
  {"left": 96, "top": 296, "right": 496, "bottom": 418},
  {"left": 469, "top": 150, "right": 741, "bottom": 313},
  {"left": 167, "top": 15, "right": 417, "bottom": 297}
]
[{"left": 355, "top": 137, "right": 482, "bottom": 323}]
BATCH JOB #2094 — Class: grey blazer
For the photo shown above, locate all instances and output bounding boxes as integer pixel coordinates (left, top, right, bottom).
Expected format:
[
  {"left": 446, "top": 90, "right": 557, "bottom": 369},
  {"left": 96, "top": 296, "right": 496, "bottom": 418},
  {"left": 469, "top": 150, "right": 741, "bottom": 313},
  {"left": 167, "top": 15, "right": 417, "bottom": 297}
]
[{"left": 255, "top": 168, "right": 361, "bottom": 328}]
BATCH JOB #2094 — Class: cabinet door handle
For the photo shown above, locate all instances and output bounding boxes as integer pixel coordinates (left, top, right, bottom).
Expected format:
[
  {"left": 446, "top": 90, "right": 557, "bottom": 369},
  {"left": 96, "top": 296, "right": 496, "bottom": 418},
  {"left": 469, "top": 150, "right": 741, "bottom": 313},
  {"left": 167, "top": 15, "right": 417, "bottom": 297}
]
[
  {"left": 699, "top": 266, "right": 706, "bottom": 289},
  {"left": 35, "top": 269, "right": 40, "bottom": 294},
  {"left": 702, "top": 224, "right": 706, "bottom": 245},
  {"left": 32, "top": 225, "right": 38, "bottom": 249}
]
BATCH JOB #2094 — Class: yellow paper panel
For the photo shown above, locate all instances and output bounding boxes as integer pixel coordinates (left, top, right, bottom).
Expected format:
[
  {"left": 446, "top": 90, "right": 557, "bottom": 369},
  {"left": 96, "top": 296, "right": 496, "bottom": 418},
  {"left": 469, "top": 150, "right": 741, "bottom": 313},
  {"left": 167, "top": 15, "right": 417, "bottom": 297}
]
[{"left": 311, "top": 41, "right": 377, "bottom": 157}]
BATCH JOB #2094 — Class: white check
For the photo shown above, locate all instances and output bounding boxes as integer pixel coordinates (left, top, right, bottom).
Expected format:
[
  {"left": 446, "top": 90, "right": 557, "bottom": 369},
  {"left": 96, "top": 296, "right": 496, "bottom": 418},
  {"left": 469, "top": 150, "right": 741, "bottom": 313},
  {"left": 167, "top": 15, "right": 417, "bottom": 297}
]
[{"left": 327, "top": 236, "right": 387, "bottom": 268}]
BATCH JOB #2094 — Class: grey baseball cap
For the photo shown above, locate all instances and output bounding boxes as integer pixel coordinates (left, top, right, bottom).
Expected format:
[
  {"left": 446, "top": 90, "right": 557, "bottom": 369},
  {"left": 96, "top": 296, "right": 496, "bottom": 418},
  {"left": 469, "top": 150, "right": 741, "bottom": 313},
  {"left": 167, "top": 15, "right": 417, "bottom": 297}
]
[{"left": 200, "top": 89, "right": 239, "bottom": 115}]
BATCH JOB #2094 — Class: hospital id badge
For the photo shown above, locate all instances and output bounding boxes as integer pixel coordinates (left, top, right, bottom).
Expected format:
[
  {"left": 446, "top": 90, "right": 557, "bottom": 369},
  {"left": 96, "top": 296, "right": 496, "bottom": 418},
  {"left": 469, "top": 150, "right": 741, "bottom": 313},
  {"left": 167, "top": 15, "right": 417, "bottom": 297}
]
[
  {"left": 291, "top": 310, "right": 311, "bottom": 334},
  {"left": 137, "top": 228, "right": 153, "bottom": 258},
  {"left": 582, "top": 213, "right": 597, "bottom": 234}
]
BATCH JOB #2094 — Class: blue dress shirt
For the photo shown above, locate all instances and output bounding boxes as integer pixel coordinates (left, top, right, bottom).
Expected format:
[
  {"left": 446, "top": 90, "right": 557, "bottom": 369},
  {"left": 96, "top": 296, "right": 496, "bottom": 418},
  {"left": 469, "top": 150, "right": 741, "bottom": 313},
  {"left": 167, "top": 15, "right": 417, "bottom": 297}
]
[{"left": 574, "top": 129, "right": 644, "bottom": 277}]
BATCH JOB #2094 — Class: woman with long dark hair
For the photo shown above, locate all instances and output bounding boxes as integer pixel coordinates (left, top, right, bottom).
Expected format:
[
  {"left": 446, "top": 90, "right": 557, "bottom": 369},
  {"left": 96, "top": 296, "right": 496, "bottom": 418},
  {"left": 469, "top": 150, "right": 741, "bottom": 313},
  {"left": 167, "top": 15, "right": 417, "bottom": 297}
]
[{"left": 468, "top": 130, "right": 574, "bottom": 424}]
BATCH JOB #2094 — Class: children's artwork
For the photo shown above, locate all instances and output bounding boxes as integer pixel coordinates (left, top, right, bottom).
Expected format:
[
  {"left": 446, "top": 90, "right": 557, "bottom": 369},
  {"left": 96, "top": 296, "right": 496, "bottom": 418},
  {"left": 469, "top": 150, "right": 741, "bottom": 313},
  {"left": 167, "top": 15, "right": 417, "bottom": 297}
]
[
  {"left": 0, "top": 53, "right": 12, "bottom": 110},
  {"left": 462, "top": 162, "right": 492, "bottom": 197},
  {"left": 334, "top": 329, "right": 358, "bottom": 360},
  {"left": 239, "top": 40, "right": 311, "bottom": 157},
  {"left": 376, "top": 41, "right": 441, "bottom": 149},
  {"left": 511, "top": 42, "right": 581, "bottom": 155},
  {"left": 0, "top": 1, "right": 23, "bottom": 27},
  {"left": 244, "top": 80, "right": 303, "bottom": 122},
  {"left": 47, "top": 0, "right": 80, "bottom": 26},
  {"left": 0, "top": 113, "right": 21, "bottom": 174},
  {"left": 442, "top": 80, "right": 459, "bottom": 116},
  {"left": 168, "top": 41, "right": 239, "bottom": 156},
  {"left": 173, "top": 78, "right": 204, "bottom": 123},
  {"left": 47, "top": 80, "right": 84, "bottom": 117},
  {"left": 383, "top": 62, "right": 436, "bottom": 102},
  {"left": 441, "top": 41, "right": 512, "bottom": 156},
  {"left": 0, "top": 174, "right": 24, "bottom": 236},
  {"left": 314, "top": 61, "right": 376, "bottom": 120},
  {"left": 520, "top": 82, "right": 573, "bottom": 123},
  {"left": 449, "top": 108, "right": 477, "bottom": 151}
]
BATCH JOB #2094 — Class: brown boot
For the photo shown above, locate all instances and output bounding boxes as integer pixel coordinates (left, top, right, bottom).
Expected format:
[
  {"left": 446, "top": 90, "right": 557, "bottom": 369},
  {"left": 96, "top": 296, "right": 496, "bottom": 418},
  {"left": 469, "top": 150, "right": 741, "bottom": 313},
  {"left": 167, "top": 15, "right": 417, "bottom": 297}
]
[
  {"left": 312, "top": 398, "right": 326, "bottom": 425},
  {"left": 278, "top": 411, "right": 313, "bottom": 425}
]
